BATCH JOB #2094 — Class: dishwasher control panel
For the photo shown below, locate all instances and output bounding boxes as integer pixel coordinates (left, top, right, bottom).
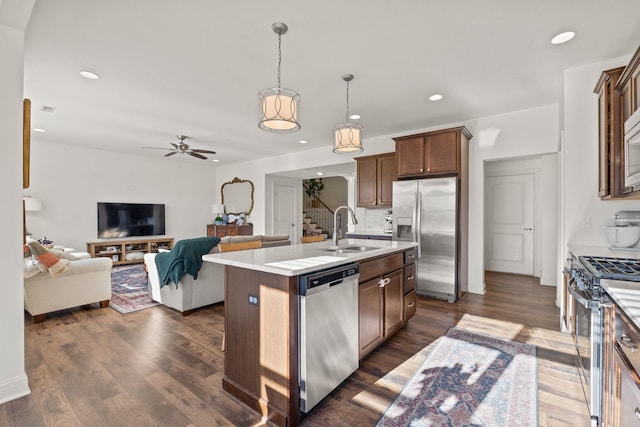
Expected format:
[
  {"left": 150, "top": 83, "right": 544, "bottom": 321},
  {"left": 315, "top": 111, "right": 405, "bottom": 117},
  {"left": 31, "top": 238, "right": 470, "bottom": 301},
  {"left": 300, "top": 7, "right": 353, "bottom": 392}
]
[{"left": 298, "top": 263, "right": 359, "bottom": 296}]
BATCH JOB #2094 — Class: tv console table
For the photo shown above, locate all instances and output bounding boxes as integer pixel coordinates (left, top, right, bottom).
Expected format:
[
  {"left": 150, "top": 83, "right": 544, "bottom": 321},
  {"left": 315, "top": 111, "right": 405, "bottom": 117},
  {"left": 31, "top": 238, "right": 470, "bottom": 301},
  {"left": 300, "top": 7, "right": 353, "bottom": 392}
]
[{"left": 86, "top": 237, "right": 174, "bottom": 266}]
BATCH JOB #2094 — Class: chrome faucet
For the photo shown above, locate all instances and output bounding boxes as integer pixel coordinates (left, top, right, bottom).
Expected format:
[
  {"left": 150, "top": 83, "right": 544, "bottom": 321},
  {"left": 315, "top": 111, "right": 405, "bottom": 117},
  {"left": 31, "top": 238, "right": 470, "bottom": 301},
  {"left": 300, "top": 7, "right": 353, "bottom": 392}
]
[{"left": 333, "top": 205, "right": 358, "bottom": 246}]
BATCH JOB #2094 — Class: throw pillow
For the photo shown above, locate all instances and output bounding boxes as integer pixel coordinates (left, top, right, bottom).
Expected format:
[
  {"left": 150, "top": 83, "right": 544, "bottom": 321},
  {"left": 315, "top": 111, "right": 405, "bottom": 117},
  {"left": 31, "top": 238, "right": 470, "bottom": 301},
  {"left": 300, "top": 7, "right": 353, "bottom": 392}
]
[
  {"left": 27, "top": 241, "right": 69, "bottom": 277},
  {"left": 23, "top": 245, "right": 41, "bottom": 278}
]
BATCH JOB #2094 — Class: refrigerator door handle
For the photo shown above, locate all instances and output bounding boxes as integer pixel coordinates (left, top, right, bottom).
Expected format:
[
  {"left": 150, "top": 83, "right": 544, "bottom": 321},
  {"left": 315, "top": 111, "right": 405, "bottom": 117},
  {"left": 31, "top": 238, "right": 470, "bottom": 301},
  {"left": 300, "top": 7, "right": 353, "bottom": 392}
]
[{"left": 416, "top": 191, "right": 422, "bottom": 258}]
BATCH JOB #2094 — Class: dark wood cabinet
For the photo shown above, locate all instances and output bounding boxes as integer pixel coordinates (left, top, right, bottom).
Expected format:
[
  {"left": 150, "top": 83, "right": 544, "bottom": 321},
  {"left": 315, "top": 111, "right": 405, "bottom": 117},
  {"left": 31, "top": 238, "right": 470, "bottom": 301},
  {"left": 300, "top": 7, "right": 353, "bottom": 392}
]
[
  {"left": 616, "top": 44, "right": 640, "bottom": 123},
  {"left": 355, "top": 152, "right": 396, "bottom": 207},
  {"left": 358, "top": 277, "right": 384, "bottom": 357},
  {"left": 206, "top": 224, "right": 253, "bottom": 238},
  {"left": 595, "top": 67, "right": 631, "bottom": 199},
  {"left": 357, "top": 249, "right": 416, "bottom": 358},
  {"left": 382, "top": 269, "right": 403, "bottom": 337},
  {"left": 394, "top": 127, "right": 472, "bottom": 179},
  {"left": 395, "top": 136, "right": 425, "bottom": 177}
]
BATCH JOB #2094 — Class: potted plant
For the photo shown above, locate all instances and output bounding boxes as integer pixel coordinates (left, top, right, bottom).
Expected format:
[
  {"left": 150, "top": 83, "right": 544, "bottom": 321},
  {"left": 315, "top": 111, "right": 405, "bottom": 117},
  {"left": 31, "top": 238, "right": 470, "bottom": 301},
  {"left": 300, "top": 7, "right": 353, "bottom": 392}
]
[{"left": 304, "top": 178, "right": 324, "bottom": 207}]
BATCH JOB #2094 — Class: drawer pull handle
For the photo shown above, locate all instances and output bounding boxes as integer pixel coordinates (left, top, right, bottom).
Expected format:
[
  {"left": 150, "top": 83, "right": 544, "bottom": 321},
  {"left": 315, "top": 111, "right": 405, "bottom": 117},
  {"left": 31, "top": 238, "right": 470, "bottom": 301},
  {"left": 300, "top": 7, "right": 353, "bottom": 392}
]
[
  {"left": 407, "top": 275, "right": 415, "bottom": 281},
  {"left": 618, "top": 335, "right": 637, "bottom": 353},
  {"left": 408, "top": 254, "right": 415, "bottom": 259},
  {"left": 407, "top": 302, "right": 415, "bottom": 308}
]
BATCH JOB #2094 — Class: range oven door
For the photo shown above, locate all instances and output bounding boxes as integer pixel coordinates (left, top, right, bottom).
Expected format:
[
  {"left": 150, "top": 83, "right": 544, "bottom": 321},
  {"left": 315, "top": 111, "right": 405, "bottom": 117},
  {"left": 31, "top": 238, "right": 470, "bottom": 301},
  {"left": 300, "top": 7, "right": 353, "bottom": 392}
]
[{"left": 568, "top": 280, "right": 604, "bottom": 426}]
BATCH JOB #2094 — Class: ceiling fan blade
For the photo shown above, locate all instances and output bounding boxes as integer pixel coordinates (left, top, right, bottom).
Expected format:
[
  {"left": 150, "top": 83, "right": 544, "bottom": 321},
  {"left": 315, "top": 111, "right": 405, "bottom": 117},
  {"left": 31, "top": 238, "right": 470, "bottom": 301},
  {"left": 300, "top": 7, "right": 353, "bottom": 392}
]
[
  {"left": 188, "top": 152, "right": 207, "bottom": 160},
  {"left": 164, "top": 151, "right": 178, "bottom": 157},
  {"left": 190, "top": 149, "right": 216, "bottom": 154},
  {"left": 142, "top": 147, "right": 172, "bottom": 150},
  {"left": 170, "top": 142, "right": 180, "bottom": 149}
]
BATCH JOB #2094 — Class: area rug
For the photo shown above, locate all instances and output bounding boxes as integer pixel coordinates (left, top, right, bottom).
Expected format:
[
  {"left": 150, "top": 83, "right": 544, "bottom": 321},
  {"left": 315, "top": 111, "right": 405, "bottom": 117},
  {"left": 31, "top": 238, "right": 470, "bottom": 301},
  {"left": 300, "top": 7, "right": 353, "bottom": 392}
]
[
  {"left": 376, "top": 327, "right": 538, "bottom": 427},
  {"left": 109, "top": 264, "right": 159, "bottom": 314}
]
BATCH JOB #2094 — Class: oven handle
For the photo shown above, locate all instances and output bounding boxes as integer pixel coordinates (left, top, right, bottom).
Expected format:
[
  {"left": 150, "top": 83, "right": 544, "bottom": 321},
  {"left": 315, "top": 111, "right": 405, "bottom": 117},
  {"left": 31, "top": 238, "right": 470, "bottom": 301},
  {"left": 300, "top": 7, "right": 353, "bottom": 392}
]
[{"left": 568, "top": 281, "right": 595, "bottom": 309}]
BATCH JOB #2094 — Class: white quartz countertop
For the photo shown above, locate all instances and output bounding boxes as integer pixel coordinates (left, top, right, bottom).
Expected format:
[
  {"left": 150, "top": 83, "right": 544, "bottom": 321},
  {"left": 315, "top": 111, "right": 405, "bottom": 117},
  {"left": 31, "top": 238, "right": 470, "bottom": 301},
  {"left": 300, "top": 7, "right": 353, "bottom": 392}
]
[
  {"left": 602, "top": 279, "right": 640, "bottom": 330},
  {"left": 202, "top": 238, "right": 418, "bottom": 276},
  {"left": 568, "top": 244, "right": 640, "bottom": 259}
]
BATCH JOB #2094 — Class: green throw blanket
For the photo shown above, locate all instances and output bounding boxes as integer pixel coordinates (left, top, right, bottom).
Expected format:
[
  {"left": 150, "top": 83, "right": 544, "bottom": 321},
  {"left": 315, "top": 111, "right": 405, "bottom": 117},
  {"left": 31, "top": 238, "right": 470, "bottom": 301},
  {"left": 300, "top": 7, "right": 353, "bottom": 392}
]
[{"left": 155, "top": 236, "right": 220, "bottom": 288}]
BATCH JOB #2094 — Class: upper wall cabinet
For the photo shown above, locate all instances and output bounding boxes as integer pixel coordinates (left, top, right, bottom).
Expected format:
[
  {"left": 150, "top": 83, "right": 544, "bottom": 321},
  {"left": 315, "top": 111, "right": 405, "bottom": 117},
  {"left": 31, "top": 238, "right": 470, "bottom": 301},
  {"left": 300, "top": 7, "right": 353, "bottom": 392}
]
[
  {"left": 355, "top": 152, "right": 396, "bottom": 207},
  {"left": 616, "top": 44, "right": 640, "bottom": 123},
  {"left": 595, "top": 67, "right": 628, "bottom": 199},
  {"left": 393, "top": 127, "right": 472, "bottom": 179},
  {"left": 598, "top": 43, "right": 640, "bottom": 200}
]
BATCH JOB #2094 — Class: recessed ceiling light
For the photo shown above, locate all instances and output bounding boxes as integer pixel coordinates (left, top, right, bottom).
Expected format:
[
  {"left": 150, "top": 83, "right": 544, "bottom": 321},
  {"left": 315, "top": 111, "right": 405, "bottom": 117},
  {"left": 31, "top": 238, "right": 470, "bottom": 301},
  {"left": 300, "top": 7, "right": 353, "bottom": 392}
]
[
  {"left": 80, "top": 70, "right": 100, "bottom": 80},
  {"left": 551, "top": 31, "right": 575, "bottom": 45},
  {"left": 33, "top": 128, "right": 45, "bottom": 133},
  {"left": 349, "top": 114, "right": 361, "bottom": 120},
  {"left": 212, "top": 159, "right": 220, "bottom": 162},
  {"left": 316, "top": 172, "right": 324, "bottom": 176},
  {"left": 429, "top": 94, "right": 443, "bottom": 101},
  {"left": 298, "top": 140, "right": 308, "bottom": 144}
]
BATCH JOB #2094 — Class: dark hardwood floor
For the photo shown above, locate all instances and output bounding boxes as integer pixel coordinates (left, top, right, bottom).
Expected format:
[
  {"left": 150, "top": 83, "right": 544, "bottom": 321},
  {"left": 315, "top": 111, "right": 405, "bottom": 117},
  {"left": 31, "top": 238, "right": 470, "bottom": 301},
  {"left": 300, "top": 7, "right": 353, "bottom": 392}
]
[{"left": 0, "top": 271, "right": 589, "bottom": 426}]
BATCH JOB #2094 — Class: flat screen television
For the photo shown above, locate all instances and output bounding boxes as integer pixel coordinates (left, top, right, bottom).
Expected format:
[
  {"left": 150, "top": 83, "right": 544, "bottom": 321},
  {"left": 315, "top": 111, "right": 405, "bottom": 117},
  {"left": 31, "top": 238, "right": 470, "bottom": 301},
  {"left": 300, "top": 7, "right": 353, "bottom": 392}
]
[{"left": 97, "top": 202, "right": 166, "bottom": 238}]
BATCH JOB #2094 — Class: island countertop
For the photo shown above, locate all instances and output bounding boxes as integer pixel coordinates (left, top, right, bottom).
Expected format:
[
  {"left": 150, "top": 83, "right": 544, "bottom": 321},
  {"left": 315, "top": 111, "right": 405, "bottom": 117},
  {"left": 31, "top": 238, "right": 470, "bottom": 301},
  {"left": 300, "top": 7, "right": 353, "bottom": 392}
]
[{"left": 202, "top": 238, "right": 418, "bottom": 276}]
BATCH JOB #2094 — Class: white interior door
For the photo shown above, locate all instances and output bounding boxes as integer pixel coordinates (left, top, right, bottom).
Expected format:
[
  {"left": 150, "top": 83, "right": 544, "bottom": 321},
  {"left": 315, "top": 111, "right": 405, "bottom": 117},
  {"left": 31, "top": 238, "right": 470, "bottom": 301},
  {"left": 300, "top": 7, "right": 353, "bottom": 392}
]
[
  {"left": 485, "top": 173, "right": 535, "bottom": 275},
  {"left": 273, "top": 183, "right": 297, "bottom": 240}
]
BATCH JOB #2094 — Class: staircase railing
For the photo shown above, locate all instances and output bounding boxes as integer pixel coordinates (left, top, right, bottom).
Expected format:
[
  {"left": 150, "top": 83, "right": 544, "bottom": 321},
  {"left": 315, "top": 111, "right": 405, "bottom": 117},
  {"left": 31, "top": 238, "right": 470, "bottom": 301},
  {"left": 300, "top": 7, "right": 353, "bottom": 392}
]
[{"left": 302, "top": 185, "right": 337, "bottom": 238}]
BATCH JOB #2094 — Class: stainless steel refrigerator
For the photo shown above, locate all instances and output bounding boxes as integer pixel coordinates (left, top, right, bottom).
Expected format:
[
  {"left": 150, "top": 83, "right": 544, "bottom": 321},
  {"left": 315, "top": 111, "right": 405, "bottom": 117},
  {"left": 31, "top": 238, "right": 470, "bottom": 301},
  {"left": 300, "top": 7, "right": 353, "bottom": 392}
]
[{"left": 392, "top": 177, "right": 466, "bottom": 302}]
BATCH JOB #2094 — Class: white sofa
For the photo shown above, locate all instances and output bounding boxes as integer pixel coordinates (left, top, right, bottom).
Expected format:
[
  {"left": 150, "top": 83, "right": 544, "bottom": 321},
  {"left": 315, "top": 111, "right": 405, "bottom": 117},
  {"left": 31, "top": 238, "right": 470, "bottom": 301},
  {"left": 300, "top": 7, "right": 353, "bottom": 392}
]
[
  {"left": 24, "top": 257, "right": 113, "bottom": 322},
  {"left": 145, "top": 252, "right": 225, "bottom": 314}
]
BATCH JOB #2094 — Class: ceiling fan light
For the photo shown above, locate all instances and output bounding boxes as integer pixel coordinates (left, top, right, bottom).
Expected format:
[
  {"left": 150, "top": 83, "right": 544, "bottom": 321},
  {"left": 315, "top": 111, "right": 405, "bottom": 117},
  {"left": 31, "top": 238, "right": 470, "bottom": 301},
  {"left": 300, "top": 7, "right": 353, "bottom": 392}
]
[
  {"left": 333, "top": 123, "right": 363, "bottom": 154},
  {"left": 258, "top": 88, "right": 300, "bottom": 132}
]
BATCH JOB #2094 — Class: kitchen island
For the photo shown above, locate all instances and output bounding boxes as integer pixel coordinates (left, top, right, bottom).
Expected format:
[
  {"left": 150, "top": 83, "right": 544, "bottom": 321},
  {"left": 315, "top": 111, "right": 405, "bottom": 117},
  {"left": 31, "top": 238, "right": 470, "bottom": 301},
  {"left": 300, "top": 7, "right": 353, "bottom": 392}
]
[{"left": 202, "top": 239, "right": 418, "bottom": 427}]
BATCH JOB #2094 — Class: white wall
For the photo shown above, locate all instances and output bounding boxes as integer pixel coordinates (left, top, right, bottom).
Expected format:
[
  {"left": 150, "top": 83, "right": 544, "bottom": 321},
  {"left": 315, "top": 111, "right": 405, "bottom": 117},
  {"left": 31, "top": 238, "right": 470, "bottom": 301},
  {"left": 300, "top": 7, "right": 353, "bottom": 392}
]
[
  {"left": 25, "top": 140, "right": 218, "bottom": 251},
  {"left": 0, "top": 0, "right": 35, "bottom": 404}
]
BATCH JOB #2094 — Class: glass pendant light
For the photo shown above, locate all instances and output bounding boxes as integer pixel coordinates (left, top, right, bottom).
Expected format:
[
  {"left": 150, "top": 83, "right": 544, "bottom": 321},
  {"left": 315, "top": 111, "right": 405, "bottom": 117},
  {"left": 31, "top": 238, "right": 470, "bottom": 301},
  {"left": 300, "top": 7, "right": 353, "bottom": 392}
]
[
  {"left": 258, "top": 22, "right": 300, "bottom": 133},
  {"left": 333, "top": 74, "right": 363, "bottom": 154}
]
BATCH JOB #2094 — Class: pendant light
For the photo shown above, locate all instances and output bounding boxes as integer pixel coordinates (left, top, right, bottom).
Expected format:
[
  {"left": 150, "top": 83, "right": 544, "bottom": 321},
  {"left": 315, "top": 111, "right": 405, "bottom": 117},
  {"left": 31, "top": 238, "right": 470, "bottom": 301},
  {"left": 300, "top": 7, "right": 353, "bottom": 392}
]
[
  {"left": 333, "top": 74, "right": 363, "bottom": 154},
  {"left": 258, "top": 22, "right": 300, "bottom": 133}
]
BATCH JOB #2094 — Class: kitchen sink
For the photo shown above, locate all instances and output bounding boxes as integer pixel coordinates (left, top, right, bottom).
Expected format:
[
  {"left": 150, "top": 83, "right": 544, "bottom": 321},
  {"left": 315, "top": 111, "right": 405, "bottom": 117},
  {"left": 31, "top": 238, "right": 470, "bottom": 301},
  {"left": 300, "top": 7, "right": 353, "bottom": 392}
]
[{"left": 319, "top": 245, "right": 380, "bottom": 253}]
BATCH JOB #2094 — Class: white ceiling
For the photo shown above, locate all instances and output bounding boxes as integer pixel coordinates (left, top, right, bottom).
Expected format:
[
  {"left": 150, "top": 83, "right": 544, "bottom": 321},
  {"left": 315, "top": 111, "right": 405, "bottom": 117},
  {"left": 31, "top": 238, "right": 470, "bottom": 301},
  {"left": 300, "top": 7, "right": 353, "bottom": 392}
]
[{"left": 23, "top": 0, "right": 640, "bottom": 171}]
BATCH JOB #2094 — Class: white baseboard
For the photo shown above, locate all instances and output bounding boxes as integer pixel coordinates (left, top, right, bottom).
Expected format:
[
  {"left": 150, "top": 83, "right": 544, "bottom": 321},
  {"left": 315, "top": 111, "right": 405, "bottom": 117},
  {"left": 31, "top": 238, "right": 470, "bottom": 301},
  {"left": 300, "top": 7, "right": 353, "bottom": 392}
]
[{"left": 0, "top": 374, "right": 30, "bottom": 405}]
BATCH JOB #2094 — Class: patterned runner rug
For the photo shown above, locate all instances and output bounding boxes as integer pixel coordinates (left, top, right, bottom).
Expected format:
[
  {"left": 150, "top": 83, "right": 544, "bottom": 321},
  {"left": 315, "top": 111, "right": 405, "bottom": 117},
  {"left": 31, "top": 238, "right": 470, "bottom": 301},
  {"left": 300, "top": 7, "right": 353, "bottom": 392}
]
[
  {"left": 376, "top": 327, "right": 538, "bottom": 427},
  {"left": 109, "top": 264, "right": 159, "bottom": 314}
]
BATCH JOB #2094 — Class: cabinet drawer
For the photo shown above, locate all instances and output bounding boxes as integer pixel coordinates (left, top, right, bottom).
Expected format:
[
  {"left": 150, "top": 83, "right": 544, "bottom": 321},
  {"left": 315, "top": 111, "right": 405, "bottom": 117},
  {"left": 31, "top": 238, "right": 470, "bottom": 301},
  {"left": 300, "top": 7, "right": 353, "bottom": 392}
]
[
  {"left": 404, "top": 290, "right": 417, "bottom": 321},
  {"left": 404, "top": 248, "right": 417, "bottom": 265},
  {"left": 403, "top": 264, "right": 416, "bottom": 294},
  {"left": 359, "top": 253, "right": 403, "bottom": 283}
]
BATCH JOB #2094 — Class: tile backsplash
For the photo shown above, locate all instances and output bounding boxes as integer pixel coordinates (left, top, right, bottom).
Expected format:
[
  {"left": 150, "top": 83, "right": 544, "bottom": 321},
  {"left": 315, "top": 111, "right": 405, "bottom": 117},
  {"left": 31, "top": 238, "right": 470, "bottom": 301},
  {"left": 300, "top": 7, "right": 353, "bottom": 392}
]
[{"left": 354, "top": 207, "right": 392, "bottom": 233}]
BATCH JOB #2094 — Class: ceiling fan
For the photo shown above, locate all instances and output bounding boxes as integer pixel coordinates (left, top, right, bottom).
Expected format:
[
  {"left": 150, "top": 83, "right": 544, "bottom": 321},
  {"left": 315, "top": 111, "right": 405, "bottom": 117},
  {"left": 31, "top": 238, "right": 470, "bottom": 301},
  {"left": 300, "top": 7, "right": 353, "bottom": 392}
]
[{"left": 142, "top": 135, "right": 216, "bottom": 160}]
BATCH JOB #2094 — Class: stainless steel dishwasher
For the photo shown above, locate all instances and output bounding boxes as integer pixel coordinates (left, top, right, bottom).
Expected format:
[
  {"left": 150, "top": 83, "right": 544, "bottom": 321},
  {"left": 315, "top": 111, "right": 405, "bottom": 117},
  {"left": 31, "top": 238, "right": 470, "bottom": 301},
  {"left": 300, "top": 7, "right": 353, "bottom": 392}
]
[{"left": 298, "top": 263, "right": 360, "bottom": 414}]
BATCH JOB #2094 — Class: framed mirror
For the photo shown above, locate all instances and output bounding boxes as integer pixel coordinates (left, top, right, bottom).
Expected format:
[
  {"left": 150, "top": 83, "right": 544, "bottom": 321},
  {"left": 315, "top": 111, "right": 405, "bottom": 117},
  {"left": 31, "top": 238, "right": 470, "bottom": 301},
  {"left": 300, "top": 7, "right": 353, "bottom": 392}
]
[{"left": 221, "top": 177, "right": 254, "bottom": 215}]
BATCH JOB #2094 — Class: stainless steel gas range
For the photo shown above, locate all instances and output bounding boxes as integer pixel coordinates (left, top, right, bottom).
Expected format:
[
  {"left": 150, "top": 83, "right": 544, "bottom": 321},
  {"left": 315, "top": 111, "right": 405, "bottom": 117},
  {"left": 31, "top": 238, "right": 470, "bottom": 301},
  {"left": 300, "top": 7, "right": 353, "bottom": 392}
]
[{"left": 566, "top": 254, "right": 640, "bottom": 427}]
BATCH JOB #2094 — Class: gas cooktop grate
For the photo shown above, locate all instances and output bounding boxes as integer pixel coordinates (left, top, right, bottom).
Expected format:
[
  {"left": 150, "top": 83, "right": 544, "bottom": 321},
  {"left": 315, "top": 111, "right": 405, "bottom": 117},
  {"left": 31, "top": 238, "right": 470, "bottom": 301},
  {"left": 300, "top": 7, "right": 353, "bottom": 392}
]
[{"left": 579, "top": 256, "right": 640, "bottom": 281}]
